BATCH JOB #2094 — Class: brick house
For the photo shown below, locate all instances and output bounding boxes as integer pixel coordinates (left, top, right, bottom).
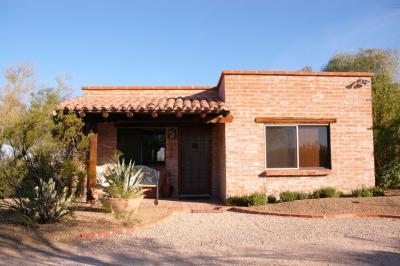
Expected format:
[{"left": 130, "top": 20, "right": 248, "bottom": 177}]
[{"left": 59, "top": 70, "right": 375, "bottom": 200}]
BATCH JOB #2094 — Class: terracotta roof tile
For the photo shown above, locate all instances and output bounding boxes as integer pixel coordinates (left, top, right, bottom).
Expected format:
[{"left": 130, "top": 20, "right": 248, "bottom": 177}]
[{"left": 58, "top": 95, "right": 228, "bottom": 114}]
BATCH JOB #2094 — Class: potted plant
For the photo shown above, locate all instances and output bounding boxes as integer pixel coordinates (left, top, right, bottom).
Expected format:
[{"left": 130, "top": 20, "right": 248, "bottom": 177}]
[{"left": 100, "top": 160, "right": 145, "bottom": 216}]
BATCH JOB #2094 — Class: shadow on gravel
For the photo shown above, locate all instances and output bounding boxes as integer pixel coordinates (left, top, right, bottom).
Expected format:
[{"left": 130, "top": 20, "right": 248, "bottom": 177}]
[
  {"left": 0, "top": 223, "right": 108, "bottom": 265},
  {"left": 345, "top": 250, "right": 400, "bottom": 265},
  {"left": 0, "top": 206, "right": 106, "bottom": 265}
]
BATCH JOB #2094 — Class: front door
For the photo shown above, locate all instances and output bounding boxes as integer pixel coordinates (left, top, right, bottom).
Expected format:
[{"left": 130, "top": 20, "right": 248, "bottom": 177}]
[{"left": 180, "top": 127, "right": 211, "bottom": 195}]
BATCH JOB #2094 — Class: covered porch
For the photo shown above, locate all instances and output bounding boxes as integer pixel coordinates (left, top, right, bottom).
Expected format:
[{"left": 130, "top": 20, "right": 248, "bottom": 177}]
[{"left": 59, "top": 89, "right": 232, "bottom": 201}]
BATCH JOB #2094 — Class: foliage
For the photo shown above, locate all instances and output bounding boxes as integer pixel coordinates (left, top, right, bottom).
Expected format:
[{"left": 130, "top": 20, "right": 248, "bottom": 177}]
[
  {"left": 279, "top": 191, "right": 309, "bottom": 202},
  {"left": 226, "top": 193, "right": 267, "bottom": 207},
  {"left": 0, "top": 63, "right": 88, "bottom": 223},
  {"left": 312, "top": 187, "right": 337, "bottom": 199},
  {"left": 102, "top": 160, "right": 145, "bottom": 199},
  {"left": 226, "top": 196, "right": 248, "bottom": 206},
  {"left": 267, "top": 195, "right": 277, "bottom": 203},
  {"left": 246, "top": 193, "right": 267, "bottom": 206},
  {"left": 352, "top": 187, "right": 385, "bottom": 197},
  {"left": 338, "top": 192, "right": 353, "bottom": 198},
  {"left": 10, "top": 178, "right": 74, "bottom": 224},
  {"left": 323, "top": 49, "right": 400, "bottom": 188},
  {"left": 377, "top": 161, "right": 400, "bottom": 188},
  {"left": 299, "top": 66, "right": 313, "bottom": 72}
]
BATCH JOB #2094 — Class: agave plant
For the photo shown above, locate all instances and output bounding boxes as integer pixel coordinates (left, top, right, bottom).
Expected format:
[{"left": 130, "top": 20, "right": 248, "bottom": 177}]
[{"left": 102, "top": 160, "right": 144, "bottom": 199}]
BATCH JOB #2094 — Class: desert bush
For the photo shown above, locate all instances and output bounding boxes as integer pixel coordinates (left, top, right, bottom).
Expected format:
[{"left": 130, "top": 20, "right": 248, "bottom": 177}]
[
  {"left": 267, "top": 195, "right": 277, "bottom": 203},
  {"left": 352, "top": 187, "right": 385, "bottom": 197},
  {"left": 338, "top": 192, "right": 353, "bottom": 198},
  {"left": 11, "top": 178, "right": 74, "bottom": 224},
  {"left": 377, "top": 162, "right": 400, "bottom": 188},
  {"left": 226, "top": 193, "right": 267, "bottom": 207},
  {"left": 246, "top": 193, "right": 267, "bottom": 206},
  {"left": 0, "top": 64, "right": 89, "bottom": 224},
  {"left": 280, "top": 191, "right": 309, "bottom": 202},
  {"left": 371, "top": 187, "right": 385, "bottom": 196},
  {"left": 296, "top": 192, "right": 309, "bottom": 200},
  {"left": 226, "top": 196, "right": 248, "bottom": 206},
  {"left": 312, "top": 187, "right": 337, "bottom": 199}
]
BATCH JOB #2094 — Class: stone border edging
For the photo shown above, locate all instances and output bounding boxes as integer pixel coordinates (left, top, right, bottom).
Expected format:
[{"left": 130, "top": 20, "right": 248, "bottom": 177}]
[
  {"left": 229, "top": 207, "right": 400, "bottom": 219},
  {"left": 80, "top": 209, "right": 175, "bottom": 240}
]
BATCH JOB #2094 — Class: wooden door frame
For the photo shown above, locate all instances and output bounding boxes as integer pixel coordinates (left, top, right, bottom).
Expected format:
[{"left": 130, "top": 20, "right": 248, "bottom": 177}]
[{"left": 178, "top": 125, "right": 212, "bottom": 196}]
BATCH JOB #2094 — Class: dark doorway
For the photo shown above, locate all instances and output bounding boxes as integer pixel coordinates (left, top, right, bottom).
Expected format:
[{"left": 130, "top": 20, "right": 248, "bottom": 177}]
[{"left": 180, "top": 127, "right": 211, "bottom": 195}]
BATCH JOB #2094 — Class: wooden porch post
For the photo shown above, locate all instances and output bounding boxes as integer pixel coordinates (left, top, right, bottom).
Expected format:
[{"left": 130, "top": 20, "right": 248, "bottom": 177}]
[{"left": 87, "top": 125, "right": 98, "bottom": 202}]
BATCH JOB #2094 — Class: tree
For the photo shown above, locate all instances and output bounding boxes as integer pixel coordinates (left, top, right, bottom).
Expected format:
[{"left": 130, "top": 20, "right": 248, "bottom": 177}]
[
  {"left": 299, "top": 66, "right": 313, "bottom": 72},
  {"left": 323, "top": 49, "right": 400, "bottom": 187},
  {"left": 0, "top": 63, "right": 89, "bottom": 223}
]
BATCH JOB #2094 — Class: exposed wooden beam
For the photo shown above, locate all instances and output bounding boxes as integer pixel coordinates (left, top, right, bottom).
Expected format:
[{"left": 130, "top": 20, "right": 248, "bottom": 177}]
[
  {"left": 151, "top": 111, "right": 158, "bottom": 118},
  {"left": 206, "top": 114, "right": 233, "bottom": 124},
  {"left": 79, "top": 111, "right": 86, "bottom": 118},
  {"left": 102, "top": 111, "right": 109, "bottom": 118},
  {"left": 200, "top": 112, "right": 207, "bottom": 119},
  {"left": 176, "top": 111, "right": 183, "bottom": 118},
  {"left": 254, "top": 117, "right": 337, "bottom": 124},
  {"left": 126, "top": 111, "right": 133, "bottom": 118}
]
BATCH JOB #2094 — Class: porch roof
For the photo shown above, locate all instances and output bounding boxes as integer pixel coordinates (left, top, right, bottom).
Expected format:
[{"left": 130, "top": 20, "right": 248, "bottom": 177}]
[{"left": 58, "top": 95, "right": 228, "bottom": 114}]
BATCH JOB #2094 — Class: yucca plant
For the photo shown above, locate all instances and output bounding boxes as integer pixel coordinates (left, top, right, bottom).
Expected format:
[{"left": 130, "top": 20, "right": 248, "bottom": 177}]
[{"left": 102, "top": 160, "right": 145, "bottom": 199}]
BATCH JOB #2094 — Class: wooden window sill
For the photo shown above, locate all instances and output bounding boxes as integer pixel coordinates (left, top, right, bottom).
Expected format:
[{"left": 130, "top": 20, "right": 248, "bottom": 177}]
[{"left": 259, "top": 169, "right": 331, "bottom": 177}]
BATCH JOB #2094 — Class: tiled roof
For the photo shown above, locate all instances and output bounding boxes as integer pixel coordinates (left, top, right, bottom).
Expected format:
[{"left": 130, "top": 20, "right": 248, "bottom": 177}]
[{"left": 58, "top": 95, "right": 228, "bottom": 114}]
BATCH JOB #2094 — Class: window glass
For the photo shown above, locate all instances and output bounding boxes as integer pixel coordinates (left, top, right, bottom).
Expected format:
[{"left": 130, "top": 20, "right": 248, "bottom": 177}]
[
  {"left": 299, "top": 126, "right": 330, "bottom": 168},
  {"left": 118, "top": 129, "right": 165, "bottom": 165},
  {"left": 266, "top": 126, "right": 297, "bottom": 168},
  {"left": 141, "top": 131, "right": 166, "bottom": 164}
]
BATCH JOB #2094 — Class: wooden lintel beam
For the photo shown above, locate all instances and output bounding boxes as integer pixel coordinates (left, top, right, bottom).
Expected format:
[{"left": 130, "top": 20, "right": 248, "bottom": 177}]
[
  {"left": 206, "top": 114, "right": 233, "bottom": 124},
  {"left": 254, "top": 117, "right": 337, "bottom": 124}
]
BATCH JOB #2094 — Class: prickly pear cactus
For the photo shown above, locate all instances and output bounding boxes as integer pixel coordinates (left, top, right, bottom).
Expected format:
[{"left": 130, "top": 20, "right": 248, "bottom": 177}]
[{"left": 20, "top": 178, "right": 75, "bottom": 224}]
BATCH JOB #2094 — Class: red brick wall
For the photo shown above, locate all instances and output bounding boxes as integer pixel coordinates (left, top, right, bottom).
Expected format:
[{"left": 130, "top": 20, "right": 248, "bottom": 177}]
[
  {"left": 165, "top": 128, "right": 179, "bottom": 196},
  {"left": 220, "top": 74, "right": 375, "bottom": 197},
  {"left": 211, "top": 124, "right": 226, "bottom": 199}
]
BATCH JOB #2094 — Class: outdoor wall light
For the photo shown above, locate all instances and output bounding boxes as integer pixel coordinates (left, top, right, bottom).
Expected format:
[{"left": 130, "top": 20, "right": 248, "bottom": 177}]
[
  {"left": 356, "top": 79, "right": 371, "bottom": 86},
  {"left": 347, "top": 78, "right": 371, "bottom": 89}
]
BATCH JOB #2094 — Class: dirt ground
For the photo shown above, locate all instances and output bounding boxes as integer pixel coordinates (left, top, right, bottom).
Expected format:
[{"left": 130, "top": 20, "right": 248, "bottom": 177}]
[
  {"left": 0, "top": 201, "right": 171, "bottom": 245},
  {"left": 254, "top": 195, "right": 400, "bottom": 215}
]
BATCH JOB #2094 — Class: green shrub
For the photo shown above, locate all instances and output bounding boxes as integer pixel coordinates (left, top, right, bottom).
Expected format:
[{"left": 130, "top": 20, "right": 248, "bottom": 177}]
[
  {"left": 312, "top": 187, "right": 337, "bottom": 199},
  {"left": 280, "top": 191, "right": 309, "bottom": 202},
  {"left": 372, "top": 187, "right": 385, "bottom": 196},
  {"left": 10, "top": 178, "right": 75, "bottom": 224},
  {"left": 352, "top": 187, "right": 385, "bottom": 197},
  {"left": 267, "top": 195, "right": 277, "bottom": 203},
  {"left": 377, "top": 162, "right": 400, "bottom": 188},
  {"left": 338, "top": 192, "right": 353, "bottom": 198},
  {"left": 297, "top": 192, "right": 309, "bottom": 200},
  {"left": 226, "top": 193, "right": 267, "bottom": 207},
  {"left": 226, "top": 196, "right": 246, "bottom": 206},
  {"left": 246, "top": 193, "right": 267, "bottom": 206}
]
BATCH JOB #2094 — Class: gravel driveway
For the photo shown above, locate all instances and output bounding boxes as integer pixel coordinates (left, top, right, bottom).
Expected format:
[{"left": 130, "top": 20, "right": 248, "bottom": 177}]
[{"left": 1, "top": 212, "right": 400, "bottom": 265}]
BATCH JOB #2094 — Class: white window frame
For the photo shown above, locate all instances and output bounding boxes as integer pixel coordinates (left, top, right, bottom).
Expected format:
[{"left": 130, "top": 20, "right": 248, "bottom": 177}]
[{"left": 264, "top": 124, "right": 330, "bottom": 170}]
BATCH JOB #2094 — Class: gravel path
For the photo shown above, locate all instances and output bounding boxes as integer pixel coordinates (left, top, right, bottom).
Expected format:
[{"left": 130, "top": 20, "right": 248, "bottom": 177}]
[{"left": 1, "top": 212, "right": 400, "bottom": 265}]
